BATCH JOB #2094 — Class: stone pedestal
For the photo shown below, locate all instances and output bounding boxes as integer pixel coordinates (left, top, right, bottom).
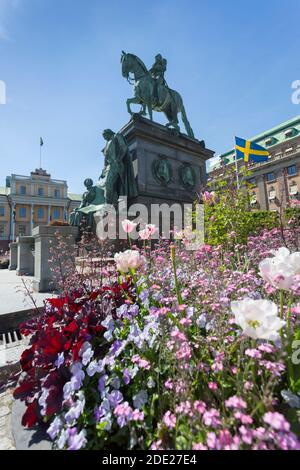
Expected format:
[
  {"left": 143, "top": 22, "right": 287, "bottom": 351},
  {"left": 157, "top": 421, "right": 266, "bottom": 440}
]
[
  {"left": 9, "top": 242, "right": 17, "bottom": 270},
  {"left": 16, "top": 236, "right": 34, "bottom": 276},
  {"left": 32, "top": 225, "right": 79, "bottom": 292},
  {"left": 121, "top": 114, "right": 214, "bottom": 208}
]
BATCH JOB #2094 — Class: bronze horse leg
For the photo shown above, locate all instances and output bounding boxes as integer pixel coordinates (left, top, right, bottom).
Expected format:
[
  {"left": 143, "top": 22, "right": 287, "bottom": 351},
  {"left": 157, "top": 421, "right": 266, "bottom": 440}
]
[{"left": 126, "top": 97, "right": 145, "bottom": 115}]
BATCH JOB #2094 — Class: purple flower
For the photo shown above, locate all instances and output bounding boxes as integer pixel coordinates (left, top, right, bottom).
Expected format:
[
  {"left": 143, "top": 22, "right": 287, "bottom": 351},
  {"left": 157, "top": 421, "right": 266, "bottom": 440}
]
[
  {"left": 98, "top": 374, "right": 108, "bottom": 395},
  {"left": 116, "top": 304, "right": 128, "bottom": 318},
  {"left": 47, "top": 416, "right": 63, "bottom": 440},
  {"left": 38, "top": 388, "right": 49, "bottom": 416},
  {"left": 128, "top": 304, "right": 139, "bottom": 317},
  {"left": 57, "top": 429, "right": 68, "bottom": 449},
  {"left": 86, "top": 360, "right": 101, "bottom": 377},
  {"left": 55, "top": 352, "right": 65, "bottom": 369},
  {"left": 94, "top": 399, "right": 110, "bottom": 422},
  {"left": 65, "top": 396, "right": 85, "bottom": 425},
  {"left": 111, "top": 376, "right": 120, "bottom": 389},
  {"left": 108, "top": 390, "right": 123, "bottom": 408},
  {"left": 123, "top": 368, "right": 131, "bottom": 385},
  {"left": 133, "top": 390, "right": 148, "bottom": 409},
  {"left": 67, "top": 428, "right": 87, "bottom": 450},
  {"left": 80, "top": 344, "right": 94, "bottom": 366}
]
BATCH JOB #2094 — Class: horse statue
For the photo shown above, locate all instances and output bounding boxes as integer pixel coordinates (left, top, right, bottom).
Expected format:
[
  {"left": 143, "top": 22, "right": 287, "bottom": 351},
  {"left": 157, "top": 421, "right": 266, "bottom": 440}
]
[{"left": 121, "top": 51, "right": 195, "bottom": 139}]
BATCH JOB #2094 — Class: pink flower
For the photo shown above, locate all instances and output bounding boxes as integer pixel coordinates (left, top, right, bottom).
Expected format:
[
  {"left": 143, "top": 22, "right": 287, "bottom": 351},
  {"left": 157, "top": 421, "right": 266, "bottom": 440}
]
[
  {"left": 192, "top": 443, "right": 207, "bottom": 450},
  {"left": 121, "top": 219, "right": 137, "bottom": 234},
  {"left": 203, "top": 408, "right": 221, "bottom": 427},
  {"left": 146, "top": 224, "right": 157, "bottom": 235},
  {"left": 245, "top": 348, "right": 262, "bottom": 359},
  {"left": 239, "top": 425, "right": 253, "bottom": 445},
  {"left": 194, "top": 400, "right": 206, "bottom": 414},
  {"left": 150, "top": 440, "right": 163, "bottom": 450},
  {"left": 163, "top": 411, "right": 176, "bottom": 429},
  {"left": 132, "top": 354, "right": 151, "bottom": 370},
  {"left": 225, "top": 395, "right": 247, "bottom": 410},
  {"left": 132, "top": 409, "right": 144, "bottom": 421},
  {"left": 208, "top": 382, "right": 218, "bottom": 390},
  {"left": 234, "top": 412, "right": 253, "bottom": 425},
  {"left": 263, "top": 412, "right": 290, "bottom": 431},
  {"left": 139, "top": 228, "right": 150, "bottom": 240},
  {"left": 164, "top": 379, "right": 173, "bottom": 390},
  {"left": 292, "top": 305, "right": 300, "bottom": 315}
]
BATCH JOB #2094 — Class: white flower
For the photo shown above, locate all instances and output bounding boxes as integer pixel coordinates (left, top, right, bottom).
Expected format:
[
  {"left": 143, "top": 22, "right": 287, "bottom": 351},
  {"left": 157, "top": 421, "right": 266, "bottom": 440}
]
[
  {"left": 114, "top": 249, "right": 145, "bottom": 273},
  {"left": 231, "top": 298, "right": 285, "bottom": 341},
  {"left": 259, "top": 247, "right": 300, "bottom": 291},
  {"left": 289, "top": 252, "right": 300, "bottom": 275}
]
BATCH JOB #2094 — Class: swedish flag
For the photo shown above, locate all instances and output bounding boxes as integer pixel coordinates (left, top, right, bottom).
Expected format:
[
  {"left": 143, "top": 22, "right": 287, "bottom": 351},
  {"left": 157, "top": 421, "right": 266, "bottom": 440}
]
[{"left": 235, "top": 137, "right": 269, "bottom": 163}]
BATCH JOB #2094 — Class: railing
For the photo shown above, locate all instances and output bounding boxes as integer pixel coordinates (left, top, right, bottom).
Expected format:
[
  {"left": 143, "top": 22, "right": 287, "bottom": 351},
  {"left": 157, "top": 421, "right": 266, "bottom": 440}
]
[{"left": 11, "top": 174, "right": 67, "bottom": 184}]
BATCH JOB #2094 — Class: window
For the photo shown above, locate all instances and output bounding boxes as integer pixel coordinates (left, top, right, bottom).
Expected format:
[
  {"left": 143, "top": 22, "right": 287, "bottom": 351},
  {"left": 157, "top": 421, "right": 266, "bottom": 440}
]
[
  {"left": 54, "top": 189, "right": 60, "bottom": 198},
  {"left": 18, "top": 225, "right": 26, "bottom": 236},
  {"left": 0, "top": 206, "right": 4, "bottom": 217},
  {"left": 285, "top": 128, "right": 297, "bottom": 138},
  {"left": 266, "top": 172, "right": 275, "bottom": 182},
  {"left": 19, "top": 185, "right": 26, "bottom": 195},
  {"left": 53, "top": 208, "right": 61, "bottom": 220},
  {"left": 37, "top": 207, "right": 44, "bottom": 219},
  {"left": 287, "top": 165, "right": 297, "bottom": 176},
  {"left": 0, "top": 225, "right": 4, "bottom": 237},
  {"left": 38, "top": 187, "right": 44, "bottom": 197},
  {"left": 265, "top": 137, "right": 277, "bottom": 147},
  {"left": 269, "top": 189, "right": 276, "bottom": 200},
  {"left": 19, "top": 207, "right": 26, "bottom": 218},
  {"left": 289, "top": 184, "right": 298, "bottom": 195}
]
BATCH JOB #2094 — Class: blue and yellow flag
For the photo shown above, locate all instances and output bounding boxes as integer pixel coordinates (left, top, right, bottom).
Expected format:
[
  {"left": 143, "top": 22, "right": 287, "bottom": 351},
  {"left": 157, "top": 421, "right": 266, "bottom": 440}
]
[{"left": 235, "top": 137, "right": 269, "bottom": 163}]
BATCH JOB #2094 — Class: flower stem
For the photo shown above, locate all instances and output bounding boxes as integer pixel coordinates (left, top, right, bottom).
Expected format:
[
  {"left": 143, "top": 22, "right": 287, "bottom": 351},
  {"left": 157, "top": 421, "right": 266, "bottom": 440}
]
[
  {"left": 279, "top": 289, "right": 284, "bottom": 320},
  {"left": 170, "top": 245, "right": 183, "bottom": 305}
]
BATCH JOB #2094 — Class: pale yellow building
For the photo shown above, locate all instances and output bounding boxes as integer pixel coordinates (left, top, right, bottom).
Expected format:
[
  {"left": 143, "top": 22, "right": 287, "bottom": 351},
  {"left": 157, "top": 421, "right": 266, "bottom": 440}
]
[{"left": 0, "top": 168, "right": 81, "bottom": 251}]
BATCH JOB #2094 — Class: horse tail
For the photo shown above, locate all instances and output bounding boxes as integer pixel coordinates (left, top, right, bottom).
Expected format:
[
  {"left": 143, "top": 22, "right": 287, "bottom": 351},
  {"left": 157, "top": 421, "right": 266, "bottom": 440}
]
[{"left": 181, "top": 103, "right": 195, "bottom": 139}]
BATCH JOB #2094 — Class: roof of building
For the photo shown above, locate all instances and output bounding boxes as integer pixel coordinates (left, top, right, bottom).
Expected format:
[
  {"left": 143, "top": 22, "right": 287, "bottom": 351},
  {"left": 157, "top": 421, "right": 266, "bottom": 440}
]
[
  {"left": 67, "top": 193, "right": 82, "bottom": 201},
  {"left": 209, "top": 114, "right": 300, "bottom": 172},
  {"left": 0, "top": 185, "right": 81, "bottom": 201}
]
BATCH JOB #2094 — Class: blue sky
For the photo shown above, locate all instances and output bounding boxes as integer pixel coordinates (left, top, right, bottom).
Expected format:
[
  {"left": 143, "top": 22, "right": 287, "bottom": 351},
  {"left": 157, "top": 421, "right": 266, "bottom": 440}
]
[{"left": 1, "top": 0, "right": 300, "bottom": 193}]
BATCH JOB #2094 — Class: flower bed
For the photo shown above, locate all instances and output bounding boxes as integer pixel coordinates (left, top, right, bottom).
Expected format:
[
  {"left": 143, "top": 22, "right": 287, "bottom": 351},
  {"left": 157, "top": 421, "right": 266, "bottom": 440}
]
[{"left": 14, "top": 226, "right": 300, "bottom": 450}]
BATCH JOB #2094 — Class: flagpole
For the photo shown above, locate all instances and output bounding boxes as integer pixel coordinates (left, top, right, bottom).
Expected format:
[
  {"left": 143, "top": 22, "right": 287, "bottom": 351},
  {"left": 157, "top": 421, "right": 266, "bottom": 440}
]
[
  {"left": 39, "top": 143, "right": 42, "bottom": 168},
  {"left": 234, "top": 137, "right": 239, "bottom": 190}
]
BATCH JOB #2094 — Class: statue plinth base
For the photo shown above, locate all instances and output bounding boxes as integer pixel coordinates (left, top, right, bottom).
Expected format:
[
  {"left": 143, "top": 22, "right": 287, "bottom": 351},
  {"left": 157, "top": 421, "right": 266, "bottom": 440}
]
[{"left": 120, "top": 114, "right": 214, "bottom": 208}]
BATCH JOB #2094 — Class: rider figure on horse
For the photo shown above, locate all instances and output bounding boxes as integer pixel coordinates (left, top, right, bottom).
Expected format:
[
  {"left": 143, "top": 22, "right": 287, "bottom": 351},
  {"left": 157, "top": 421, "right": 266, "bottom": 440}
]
[{"left": 149, "top": 54, "right": 168, "bottom": 106}]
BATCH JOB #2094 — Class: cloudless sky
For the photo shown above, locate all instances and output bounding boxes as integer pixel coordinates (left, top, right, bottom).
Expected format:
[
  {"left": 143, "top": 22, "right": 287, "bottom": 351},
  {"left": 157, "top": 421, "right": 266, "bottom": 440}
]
[{"left": 1, "top": 0, "right": 300, "bottom": 192}]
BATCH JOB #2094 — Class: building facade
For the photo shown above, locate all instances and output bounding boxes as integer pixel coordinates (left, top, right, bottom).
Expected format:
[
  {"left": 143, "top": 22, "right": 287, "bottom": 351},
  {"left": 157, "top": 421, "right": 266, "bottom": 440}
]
[
  {"left": 208, "top": 115, "right": 300, "bottom": 211},
  {"left": 0, "top": 168, "right": 81, "bottom": 251}
]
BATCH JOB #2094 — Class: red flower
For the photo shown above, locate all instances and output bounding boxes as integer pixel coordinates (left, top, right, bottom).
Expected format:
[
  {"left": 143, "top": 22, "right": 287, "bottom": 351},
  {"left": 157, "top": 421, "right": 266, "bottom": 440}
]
[{"left": 21, "top": 399, "right": 39, "bottom": 428}]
